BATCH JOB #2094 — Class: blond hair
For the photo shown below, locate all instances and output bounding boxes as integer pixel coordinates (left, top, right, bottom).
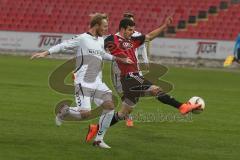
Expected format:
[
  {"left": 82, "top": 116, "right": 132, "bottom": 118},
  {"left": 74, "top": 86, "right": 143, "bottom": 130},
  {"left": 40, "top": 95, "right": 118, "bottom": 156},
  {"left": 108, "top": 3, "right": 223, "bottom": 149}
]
[{"left": 89, "top": 13, "right": 108, "bottom": 28}]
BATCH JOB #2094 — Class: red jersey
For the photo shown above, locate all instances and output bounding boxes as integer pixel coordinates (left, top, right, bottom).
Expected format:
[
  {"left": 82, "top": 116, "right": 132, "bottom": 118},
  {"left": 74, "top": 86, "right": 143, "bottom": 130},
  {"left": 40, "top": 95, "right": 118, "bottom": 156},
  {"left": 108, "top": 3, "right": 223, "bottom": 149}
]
[{"left": 104, "top": 34, "right": 145, "bottom": 76}]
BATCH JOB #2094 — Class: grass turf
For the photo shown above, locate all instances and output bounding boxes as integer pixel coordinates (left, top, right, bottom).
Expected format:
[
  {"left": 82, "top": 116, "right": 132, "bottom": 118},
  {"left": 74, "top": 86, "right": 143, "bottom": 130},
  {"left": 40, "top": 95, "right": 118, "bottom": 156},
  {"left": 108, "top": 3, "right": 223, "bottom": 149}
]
[{"left": 0, "top": 55, "right": 239, "bottom": 160}]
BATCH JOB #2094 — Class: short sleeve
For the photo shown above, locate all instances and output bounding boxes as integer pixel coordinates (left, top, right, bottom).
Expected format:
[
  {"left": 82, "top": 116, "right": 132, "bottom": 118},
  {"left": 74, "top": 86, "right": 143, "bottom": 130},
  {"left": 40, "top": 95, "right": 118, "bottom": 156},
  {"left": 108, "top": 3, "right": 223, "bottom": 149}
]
[
  {"left": 131, "top": 35, "right": 145, "bottom": 48},
  {"left": 104, "top": 35, "right": 115, "bottom": 51}
]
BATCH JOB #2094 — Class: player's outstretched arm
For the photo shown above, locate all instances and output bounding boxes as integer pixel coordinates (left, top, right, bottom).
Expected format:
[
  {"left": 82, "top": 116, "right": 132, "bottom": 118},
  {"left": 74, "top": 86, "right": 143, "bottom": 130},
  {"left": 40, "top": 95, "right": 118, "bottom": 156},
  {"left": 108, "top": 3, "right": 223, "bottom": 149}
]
[
  {"left": 31, "top": 51, "right": 50, "bottom": 59},
  {"left": 145, "top": 16, "right": 173, "bottom": 41},
  {"left": 31, "top": 36, "right": 81, "bottom": 60}
]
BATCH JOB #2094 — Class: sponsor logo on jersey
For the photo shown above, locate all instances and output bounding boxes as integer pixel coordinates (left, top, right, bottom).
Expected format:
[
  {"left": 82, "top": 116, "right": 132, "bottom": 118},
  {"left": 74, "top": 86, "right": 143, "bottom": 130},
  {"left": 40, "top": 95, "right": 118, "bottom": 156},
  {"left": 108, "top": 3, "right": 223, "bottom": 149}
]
[
  {"left": 88, "top": 49, "right": 105, "bottom": 56},
  {"left": 120, "top": 41, "right": 133, "bottom": 50}
]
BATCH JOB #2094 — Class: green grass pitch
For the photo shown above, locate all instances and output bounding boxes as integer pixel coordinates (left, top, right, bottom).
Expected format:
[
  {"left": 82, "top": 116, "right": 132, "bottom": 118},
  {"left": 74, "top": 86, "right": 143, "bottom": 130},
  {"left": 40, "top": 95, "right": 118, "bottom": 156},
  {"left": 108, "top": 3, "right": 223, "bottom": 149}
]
[{"left": 0, "top": 55, "right": 239, "bottom": 160}]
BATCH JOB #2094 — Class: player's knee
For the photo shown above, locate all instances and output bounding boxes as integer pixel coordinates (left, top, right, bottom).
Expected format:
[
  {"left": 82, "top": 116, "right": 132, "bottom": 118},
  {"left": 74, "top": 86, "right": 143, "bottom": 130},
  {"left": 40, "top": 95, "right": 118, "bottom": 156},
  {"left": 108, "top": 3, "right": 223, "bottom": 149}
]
[
  {"left": 80, "top": 110, "right": 91, "bottom": 119},
  {"left": 149, "top": 85, "right": 162, "bottom": 96},
  {"left": 102, "top": 100, "right": 115, "bottom": 110}
]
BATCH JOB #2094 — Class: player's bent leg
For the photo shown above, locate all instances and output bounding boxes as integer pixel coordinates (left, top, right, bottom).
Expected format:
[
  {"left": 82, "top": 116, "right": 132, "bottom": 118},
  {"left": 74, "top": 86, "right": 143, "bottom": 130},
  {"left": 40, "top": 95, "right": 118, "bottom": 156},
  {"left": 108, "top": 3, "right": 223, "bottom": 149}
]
[
  {"left": 148, "top": 85, "right": 162, "bottom": 96},
  {"left": 87, "top": 108, "right": 114, "bottom": 144},
  {"left": 110, "top": 101, "right": 134, "bottom": 127},
  {"left": 97, "top": 101, "right": 115, "bottom": 133},
  {"left": 55, "top": 104, "right": 70, "bottom": 126},
  {"left": 86, "top": 84, "right": 116, "bottom": 147},
  {"left": 55, "top": 96, "right": 92, "bottom": 126},
  {"left": 149, "top": 85, "right": 182, "bottom": 109},
  {"left": 122, "top": 98, "right": 135, "bottom": 127},
  {"left": 149, "top": 85, "right": 201, "bottom": 114},
  {"left": 68, "top": 107, "right": 92, "bottom": 120},
  {"left": 119, "top": 102, "right": 133, "bottom": 118},
  {"left": 56, "top": 106, "right": 92, "bottom": 126},
  {"left": 66, "top": 84, "right": 93, "bottom": 121},
  {"left": 123, "top": 103, "right": 134, "bottom": 127},
  {"left": 92, "top": 100, "right": 115, "bottom": 148},
  {"left": 89, "top": 100, "right": 134, "bottom": 143},
  {"left": 125, "top": 114, "right": 134, "bottom": 127},
  {"left": 66, "top": 107, "right": 92, "bottom": 121},
  {"left": 86, "top": 92, "right": 114, "bottom": 144}
]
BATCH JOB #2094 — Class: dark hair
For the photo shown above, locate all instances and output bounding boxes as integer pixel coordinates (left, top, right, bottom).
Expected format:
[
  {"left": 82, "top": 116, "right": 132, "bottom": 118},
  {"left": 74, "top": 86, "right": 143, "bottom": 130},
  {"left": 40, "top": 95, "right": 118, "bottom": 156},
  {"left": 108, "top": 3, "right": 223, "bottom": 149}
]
[
  {"left": 119, "top": 18, "right": 135, "bottom": 30},
  {"left": 90, "top": 13, "right": 108, "bottom": 28},
  {"left": 123, "top": 12, "right": 134, "bottom": 19}
]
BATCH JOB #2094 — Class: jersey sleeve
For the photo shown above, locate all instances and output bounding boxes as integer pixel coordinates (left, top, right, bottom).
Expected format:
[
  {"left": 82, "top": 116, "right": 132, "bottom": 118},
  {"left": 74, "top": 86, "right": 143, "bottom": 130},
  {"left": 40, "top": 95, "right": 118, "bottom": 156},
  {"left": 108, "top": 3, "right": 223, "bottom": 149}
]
[
  {"left": 104, "top": 35, "right": 115, "bottom": 50},
  {"left": 138, "top": 44, "right": 149, "bottom": 63},
  {"left": 102, "top": 52, "right": 114, "bottom": 61},
  {"left": 48, "top": 37, "right": 81, "bottom": 54},
  {"left": 132, "top": 31, "right": 142, "bottom": 37},
  {"left": 104, "top": 35, "right": 123, "bottom": 57},
  {"left": 131, "top": 35, "right": 145, "bottom": 48}
]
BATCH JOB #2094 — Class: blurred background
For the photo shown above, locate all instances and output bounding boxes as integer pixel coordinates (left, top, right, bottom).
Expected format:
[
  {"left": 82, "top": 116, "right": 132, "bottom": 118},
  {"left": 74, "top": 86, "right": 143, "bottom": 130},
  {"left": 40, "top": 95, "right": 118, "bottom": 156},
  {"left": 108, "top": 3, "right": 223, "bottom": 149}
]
[{"left": 0, "top": 0, "right": 239, "bottom": 67}]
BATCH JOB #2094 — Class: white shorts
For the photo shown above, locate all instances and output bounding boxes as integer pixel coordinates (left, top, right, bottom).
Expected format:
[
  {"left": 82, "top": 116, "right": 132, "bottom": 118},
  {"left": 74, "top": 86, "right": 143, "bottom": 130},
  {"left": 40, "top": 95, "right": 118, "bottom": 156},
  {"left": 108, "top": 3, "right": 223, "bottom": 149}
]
[{"left": 74, "top": 82, "right": 112, "bottom": 111}]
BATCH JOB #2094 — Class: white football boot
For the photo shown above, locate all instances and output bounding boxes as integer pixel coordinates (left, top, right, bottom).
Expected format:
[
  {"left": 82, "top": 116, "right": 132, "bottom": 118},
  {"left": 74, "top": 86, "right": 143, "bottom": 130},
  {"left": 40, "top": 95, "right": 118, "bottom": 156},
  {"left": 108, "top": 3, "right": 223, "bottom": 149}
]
[
  {"left": 93, "top": 140, "right": 111, "bottom": 149},
  {"left": 55, "top": 105, "right": 69, "bottom": 126}
]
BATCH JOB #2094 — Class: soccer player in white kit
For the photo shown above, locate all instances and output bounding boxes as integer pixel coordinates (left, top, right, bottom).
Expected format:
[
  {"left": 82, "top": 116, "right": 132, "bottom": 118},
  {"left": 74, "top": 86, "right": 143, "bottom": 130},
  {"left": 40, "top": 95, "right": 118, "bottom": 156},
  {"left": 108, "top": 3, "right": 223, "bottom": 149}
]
[
  {"left": 112, "top": 12, "right": 149, "bottom": 127},
  {"left": 31, "top": 13, "right": 132, "bottom": 149}
]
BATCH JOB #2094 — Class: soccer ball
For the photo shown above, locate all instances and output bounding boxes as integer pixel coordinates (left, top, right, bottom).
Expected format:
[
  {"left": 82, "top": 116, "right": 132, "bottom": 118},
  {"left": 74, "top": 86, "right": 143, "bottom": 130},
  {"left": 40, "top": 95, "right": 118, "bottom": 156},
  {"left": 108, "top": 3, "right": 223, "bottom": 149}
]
[{"left": 188, "top": 96, "right": 205, "bottom": 114}]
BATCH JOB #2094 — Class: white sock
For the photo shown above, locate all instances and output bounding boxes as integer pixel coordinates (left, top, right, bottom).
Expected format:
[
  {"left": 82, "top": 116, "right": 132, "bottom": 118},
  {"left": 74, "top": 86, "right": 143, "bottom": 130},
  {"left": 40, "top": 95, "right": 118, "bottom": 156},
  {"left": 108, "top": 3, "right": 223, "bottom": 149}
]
[
  {"left": 68, "top": 107, "right": 82, "bottom": 119},
  {"left": 95, "top": 109, "right": 114, "bottom": 141},
  {"left": 69, "top": 107, "right": 79, "bottom": 111}
]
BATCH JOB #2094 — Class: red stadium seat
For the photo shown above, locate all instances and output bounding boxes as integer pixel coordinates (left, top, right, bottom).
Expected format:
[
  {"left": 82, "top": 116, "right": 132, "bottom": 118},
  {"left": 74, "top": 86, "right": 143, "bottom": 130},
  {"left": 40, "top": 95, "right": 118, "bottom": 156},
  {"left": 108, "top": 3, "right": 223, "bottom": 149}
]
[{"left": 0, "top": 0, "right": 238, "bottom": 41}]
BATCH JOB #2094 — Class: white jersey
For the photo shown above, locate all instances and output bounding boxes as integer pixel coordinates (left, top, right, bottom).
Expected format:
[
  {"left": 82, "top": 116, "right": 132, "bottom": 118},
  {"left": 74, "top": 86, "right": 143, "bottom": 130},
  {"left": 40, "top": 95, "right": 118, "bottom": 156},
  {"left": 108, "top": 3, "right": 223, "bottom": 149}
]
[
  {"left": 132, "top": 31, "right": 149, "bottom": 64},
  {"left": 48, "top": 32, "right": 113, "bottom": 87}
]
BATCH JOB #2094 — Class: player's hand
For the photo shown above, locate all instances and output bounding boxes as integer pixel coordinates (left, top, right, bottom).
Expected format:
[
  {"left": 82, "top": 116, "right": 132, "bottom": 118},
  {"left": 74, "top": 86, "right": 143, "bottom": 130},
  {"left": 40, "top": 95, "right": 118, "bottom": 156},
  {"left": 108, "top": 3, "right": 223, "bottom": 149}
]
[
  {"left": 164, "top": 16, "right": 173, "bottom": 26},
  {"left": 115, "top": 56, "right": 133, "bottom": 64},
  {"left": 122, "top": 57, "right": 134, "bottom": 64},
  {"left": 30, "top": 51, "right": 49, "bottom": 59}
]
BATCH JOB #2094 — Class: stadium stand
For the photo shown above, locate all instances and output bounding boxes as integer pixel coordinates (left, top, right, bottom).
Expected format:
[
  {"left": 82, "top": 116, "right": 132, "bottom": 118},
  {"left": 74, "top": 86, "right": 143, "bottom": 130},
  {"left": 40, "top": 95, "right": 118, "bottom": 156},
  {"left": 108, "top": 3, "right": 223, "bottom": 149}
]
[
  {"left": 175, "top": 0, "right": 240, "bottom": 40},
  {"left": 0, "top": 0, "right": 239, "bottom": 40}
]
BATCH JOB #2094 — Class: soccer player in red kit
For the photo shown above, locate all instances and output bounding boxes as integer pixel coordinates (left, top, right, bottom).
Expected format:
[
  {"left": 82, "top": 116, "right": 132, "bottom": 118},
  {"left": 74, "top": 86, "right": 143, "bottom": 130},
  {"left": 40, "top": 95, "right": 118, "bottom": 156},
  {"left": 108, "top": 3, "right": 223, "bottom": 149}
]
[
  {"left": 112, "top": 12, "right": 150, "bottom": 127},
  {"left": 86, "top": 17, "right": 201, "bottom": 141}
]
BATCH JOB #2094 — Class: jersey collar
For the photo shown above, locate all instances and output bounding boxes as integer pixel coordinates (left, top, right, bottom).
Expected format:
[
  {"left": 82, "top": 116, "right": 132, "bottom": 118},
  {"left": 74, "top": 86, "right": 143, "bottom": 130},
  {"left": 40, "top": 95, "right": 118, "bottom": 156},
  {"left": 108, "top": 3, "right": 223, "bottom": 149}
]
[{"left": 86, "top": 32, "right": 99, "bottom": 40}]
